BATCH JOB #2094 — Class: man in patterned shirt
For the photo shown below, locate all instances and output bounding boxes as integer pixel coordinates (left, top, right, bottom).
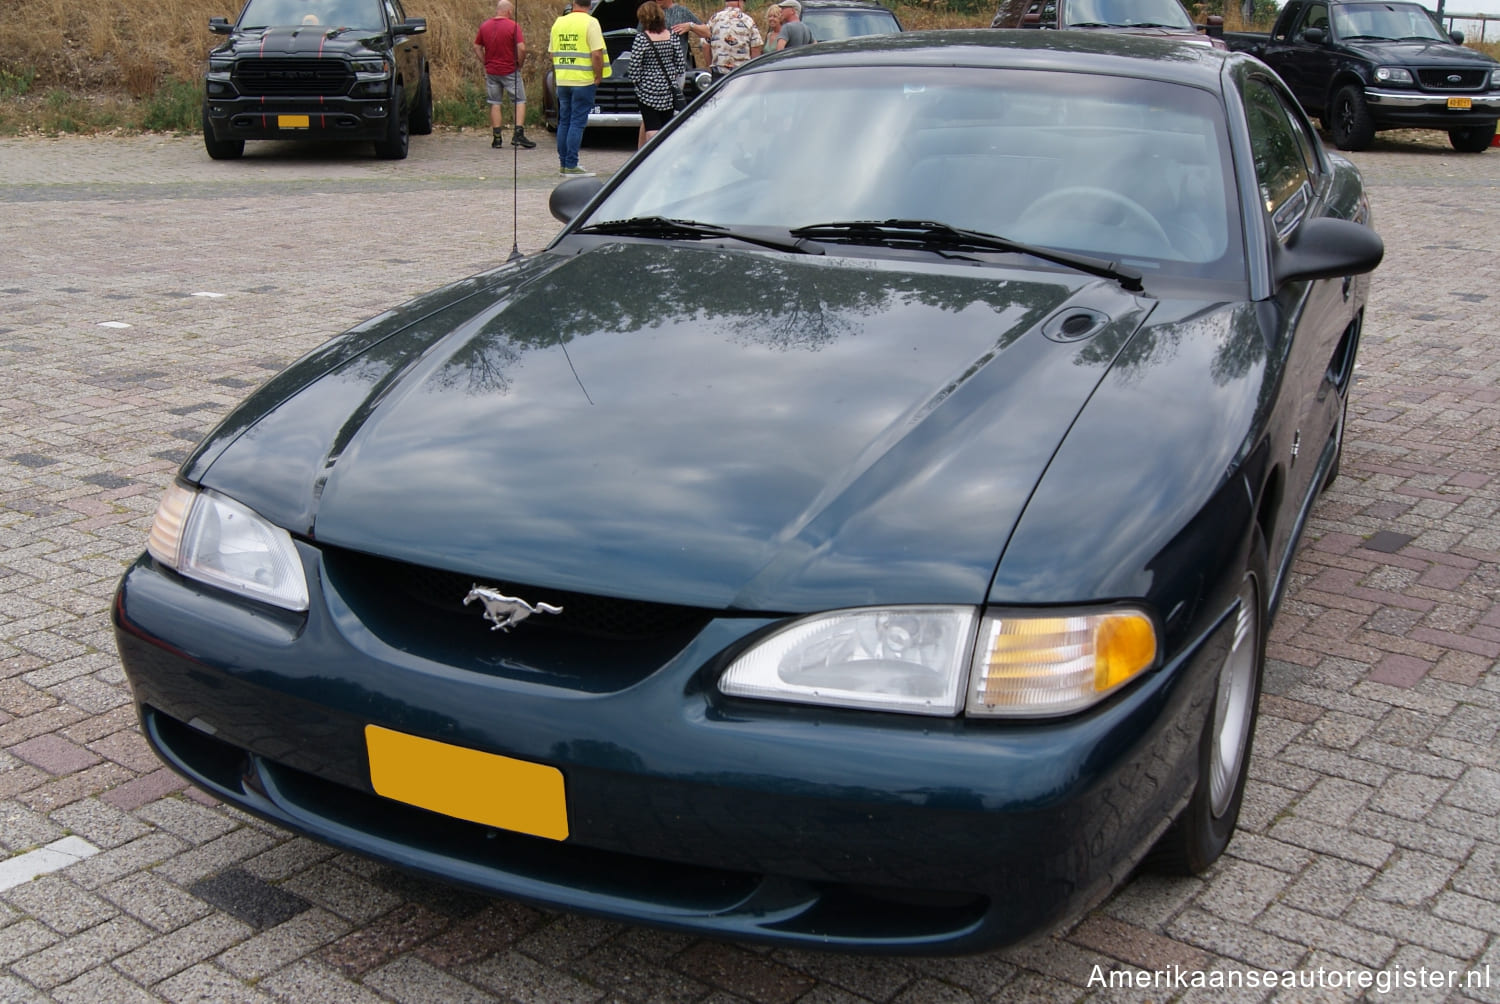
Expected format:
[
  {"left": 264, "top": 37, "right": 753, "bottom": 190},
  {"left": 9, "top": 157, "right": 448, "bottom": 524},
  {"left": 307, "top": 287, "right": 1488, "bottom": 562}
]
[{"left": 686, "top": 0, "right": 762, "bottom": 78}]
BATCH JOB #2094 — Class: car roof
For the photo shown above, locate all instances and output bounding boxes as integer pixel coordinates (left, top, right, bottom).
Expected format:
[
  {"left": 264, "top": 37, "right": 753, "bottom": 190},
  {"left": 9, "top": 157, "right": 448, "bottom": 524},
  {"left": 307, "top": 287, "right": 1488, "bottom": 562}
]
[
  {"left": 799, "top": 0, "right": 898, "bottom": 9},
  {"left": 747, "top": 26, "right": 1232, "bottom": 89}
]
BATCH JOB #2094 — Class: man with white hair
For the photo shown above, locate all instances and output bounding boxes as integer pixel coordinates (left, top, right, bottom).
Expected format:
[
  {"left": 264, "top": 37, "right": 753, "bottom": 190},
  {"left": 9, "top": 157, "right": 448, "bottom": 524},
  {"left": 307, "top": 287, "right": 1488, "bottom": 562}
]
[{"left": 774, "top": 0, "right": 813, "bottom": 49}]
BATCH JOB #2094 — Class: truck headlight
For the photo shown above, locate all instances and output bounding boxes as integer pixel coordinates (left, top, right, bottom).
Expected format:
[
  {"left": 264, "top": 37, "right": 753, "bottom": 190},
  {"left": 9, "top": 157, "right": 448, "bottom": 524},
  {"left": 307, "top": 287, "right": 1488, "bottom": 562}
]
[
  {"left": 719, "top": 605, "right": 1159, "bottom": 718},
  {"left": 147, "top": 483, "right": 309, "bottom": 612},
  {"left": 351, "top": 58, "right": 390, "bottom": 74},
  {"left": 1374, "top": 66, "right": 1413, "bottom": 86}
]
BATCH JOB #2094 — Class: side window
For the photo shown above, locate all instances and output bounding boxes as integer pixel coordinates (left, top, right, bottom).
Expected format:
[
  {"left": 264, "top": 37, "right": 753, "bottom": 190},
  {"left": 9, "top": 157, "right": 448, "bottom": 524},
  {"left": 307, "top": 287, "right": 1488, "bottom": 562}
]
[
  {"left": 1302, "top": 1, "right": 1329, "bottom": 34},
  {"left": 1272, "top": 0, "right": 1304, "bottom": 40},
  {"left": 1242, "top": 77, "right": 1314, "bottom": 239}
]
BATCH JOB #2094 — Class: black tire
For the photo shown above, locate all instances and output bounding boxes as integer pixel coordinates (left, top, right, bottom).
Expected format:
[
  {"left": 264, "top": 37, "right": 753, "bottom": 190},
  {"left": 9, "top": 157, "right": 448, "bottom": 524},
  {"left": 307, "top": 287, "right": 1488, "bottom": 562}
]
[
  {"left": 1448, "top": 121, "right": 1495, "bottom": 153},
  {"left": 1323, "top": 396, "right": 1348, "bottom": 491},
  {"left": 202, "top": 105, "right": 244, "bottom": 161},
  {"left": 1149, "top": 532, "right": 1267, "bottom": 875},
  {"left": 373, "top": 85, "right": 410, "bottom": 160},
  {"left": 410, "top": 72, "right": 434, "bottom": 136},
  {"left": 1328, "top": 84, "right": 1375, "bottom": 151}
]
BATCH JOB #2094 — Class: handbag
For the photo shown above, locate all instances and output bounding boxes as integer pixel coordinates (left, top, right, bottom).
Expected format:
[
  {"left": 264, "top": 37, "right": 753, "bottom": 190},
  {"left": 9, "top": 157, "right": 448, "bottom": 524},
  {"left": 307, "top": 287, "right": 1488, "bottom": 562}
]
[{"left": 645, "top": 36, "right": 687, "bottom": 114}]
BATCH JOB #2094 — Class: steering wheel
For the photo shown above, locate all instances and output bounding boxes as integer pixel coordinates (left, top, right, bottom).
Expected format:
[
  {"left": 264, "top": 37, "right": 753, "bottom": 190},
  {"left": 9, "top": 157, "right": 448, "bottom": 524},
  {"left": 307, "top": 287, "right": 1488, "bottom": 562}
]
[{"left": 1017, "top": 186, "right": 1173, "bottom": 253}]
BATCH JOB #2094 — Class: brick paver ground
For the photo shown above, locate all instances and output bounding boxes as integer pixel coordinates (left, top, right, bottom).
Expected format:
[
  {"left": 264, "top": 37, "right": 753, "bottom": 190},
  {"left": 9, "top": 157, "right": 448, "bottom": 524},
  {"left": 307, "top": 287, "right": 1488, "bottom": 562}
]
[{"left": 0, "top": 126, "right": 1496, "bottom": 1003}]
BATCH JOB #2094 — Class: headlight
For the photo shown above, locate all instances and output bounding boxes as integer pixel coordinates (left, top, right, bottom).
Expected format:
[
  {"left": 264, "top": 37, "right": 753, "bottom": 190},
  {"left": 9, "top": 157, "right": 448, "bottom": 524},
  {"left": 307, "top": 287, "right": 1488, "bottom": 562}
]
[
  {"left": 351, "top": 58, "right": 390, "bottom": 74},
  {"left": 719, "top": 605, "right": 1159, "bottom": 718},
  {"left": 207, "top": 59, "right": 234, "bottom": 73},
  {"left": 966, "top": 608, "right": 1157, "bottom": 717},
  {"left": 146, "top": 483, "right": 309, "bottom": 612},
  {"left": 1492, "top": 69, "right": 1500, "bottom": 90},
  {"left": 1373, "top": 66, "right": 1413, "bottom": 86},
  {"left": 719, "top": 607, "right": 976, "bottom": 716}
]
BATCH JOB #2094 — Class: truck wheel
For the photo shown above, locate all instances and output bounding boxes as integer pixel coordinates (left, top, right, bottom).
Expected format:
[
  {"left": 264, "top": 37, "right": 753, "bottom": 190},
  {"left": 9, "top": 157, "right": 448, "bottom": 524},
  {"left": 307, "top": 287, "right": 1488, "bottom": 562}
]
[
  {"left": 202, "top": 105, "right": 244, "bottom": 161},
  {"left": 1328, "top": 85, "right": 1374, "bottom": 151},
  {"left": 410, "top": 72, "right": 434, "bottom": 136},
  {"left": 1448, "top": 122, "right": 1496, "bottom": 153},
  {"left": 374, "top": 85, "right": 410, "bottom": 160}
]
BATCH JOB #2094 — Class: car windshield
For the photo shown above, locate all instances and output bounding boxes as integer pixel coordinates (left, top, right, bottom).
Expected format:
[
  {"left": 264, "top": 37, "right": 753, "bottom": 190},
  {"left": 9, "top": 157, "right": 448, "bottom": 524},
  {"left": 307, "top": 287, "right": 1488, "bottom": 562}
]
[
  {"left": 1331, "top": 2, "right": 1446, "bottom": 40},
  {"left": 1064, "top": 0, "right": 1193, "bottom": 28},
  {"left": 585, "top": 65, "right": 1242, "bottom": 279},
  {"left": 238, "top": 0, "right": 386, "bottom": 29},
  {"left": 800, "top": 9, "right": 901, "bottom": 40}
]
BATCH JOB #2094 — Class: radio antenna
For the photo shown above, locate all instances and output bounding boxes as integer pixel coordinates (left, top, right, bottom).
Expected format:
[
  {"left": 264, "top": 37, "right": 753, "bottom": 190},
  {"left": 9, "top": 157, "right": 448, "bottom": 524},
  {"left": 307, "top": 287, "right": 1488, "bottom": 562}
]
[{"left": 507, "top": 27, "right": 523, "bottom": 262}]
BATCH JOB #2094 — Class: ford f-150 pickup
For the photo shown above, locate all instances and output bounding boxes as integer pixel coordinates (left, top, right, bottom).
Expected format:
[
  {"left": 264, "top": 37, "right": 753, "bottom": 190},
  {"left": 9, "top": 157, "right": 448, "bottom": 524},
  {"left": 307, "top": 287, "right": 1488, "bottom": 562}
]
[{"left": 1218, "top": 0, "right": 1500, "bottom": 150}]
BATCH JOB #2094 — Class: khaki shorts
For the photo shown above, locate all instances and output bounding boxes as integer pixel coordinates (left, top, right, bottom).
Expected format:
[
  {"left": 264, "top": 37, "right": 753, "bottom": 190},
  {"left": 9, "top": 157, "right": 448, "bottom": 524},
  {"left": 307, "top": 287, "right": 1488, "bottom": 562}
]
[{"left": 486, "top": 72, "right": 526, "bottom": 104}]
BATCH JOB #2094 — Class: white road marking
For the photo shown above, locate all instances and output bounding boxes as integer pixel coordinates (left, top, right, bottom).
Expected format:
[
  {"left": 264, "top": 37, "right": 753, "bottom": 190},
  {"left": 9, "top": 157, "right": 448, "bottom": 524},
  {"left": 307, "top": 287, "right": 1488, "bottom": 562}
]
[{"left": 0, "top": 836, "right": 101, "bottom": 892}]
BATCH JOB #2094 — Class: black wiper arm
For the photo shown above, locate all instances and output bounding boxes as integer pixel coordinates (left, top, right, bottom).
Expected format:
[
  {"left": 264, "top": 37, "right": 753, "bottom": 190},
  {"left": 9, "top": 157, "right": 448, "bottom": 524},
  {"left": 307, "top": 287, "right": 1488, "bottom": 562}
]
[
  {"left": 790, "top": 219, "right": 1144, "bottom": 291},
  {"left": 575, "top": 216, "right": 821, "bottom": 254}
]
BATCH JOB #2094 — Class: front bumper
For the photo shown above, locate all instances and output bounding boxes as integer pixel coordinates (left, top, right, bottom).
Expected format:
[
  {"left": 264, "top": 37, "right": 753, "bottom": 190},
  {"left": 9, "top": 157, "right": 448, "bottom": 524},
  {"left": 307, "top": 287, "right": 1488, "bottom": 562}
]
[
  {"left": 113, "top": 545, "right": 1233, "bottom": 953},
  {"left": 203, "top": 96, "right": 394, "bottom": 142},
  {"left": 1365, "top": 88, "right": 1500, "bottom": 127}
]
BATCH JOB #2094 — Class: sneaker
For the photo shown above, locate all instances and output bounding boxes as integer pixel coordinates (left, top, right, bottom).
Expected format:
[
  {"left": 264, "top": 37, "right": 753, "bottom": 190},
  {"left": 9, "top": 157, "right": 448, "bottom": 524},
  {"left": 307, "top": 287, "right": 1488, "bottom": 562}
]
[
  {"left": 512, "top": 128, "right": 537, "bottom": 149},
  {"left": 558, "top": 166, "right": 595, "bottom": 177}
]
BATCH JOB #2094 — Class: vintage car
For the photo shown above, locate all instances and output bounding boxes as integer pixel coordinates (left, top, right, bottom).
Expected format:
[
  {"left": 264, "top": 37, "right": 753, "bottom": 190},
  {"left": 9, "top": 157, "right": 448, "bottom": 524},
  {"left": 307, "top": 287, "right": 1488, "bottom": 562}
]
[
  {"left": 115, "top": 31, "right": 1382, "bottom": 953},
  {"left": 541, "top": 0, "right": 646, "bottom": 133}
]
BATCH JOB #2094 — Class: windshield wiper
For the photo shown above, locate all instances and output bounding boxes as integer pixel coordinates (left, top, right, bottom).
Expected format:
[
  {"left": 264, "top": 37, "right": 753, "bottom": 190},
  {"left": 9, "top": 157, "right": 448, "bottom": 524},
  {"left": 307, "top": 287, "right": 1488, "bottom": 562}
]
[
  {"left": 575, "top": 216, "right": 822, "bottom": 254},
  {"left": 789, "top": 219, "right": 1144, "bottom": 291}
]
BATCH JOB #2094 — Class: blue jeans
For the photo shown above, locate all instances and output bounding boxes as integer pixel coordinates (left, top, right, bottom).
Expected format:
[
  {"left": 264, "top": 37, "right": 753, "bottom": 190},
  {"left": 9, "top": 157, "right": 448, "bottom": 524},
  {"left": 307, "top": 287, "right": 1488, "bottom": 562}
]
[{"left": 556, "top": 83, "right": 596, "bottom": 169}]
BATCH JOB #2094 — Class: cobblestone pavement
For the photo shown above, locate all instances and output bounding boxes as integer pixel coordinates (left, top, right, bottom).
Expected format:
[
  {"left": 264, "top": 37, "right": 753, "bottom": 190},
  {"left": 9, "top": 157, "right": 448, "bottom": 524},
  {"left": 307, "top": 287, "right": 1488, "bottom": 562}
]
[{"left": 0, "top": 126, "right": 1497, "bottom": 1004}]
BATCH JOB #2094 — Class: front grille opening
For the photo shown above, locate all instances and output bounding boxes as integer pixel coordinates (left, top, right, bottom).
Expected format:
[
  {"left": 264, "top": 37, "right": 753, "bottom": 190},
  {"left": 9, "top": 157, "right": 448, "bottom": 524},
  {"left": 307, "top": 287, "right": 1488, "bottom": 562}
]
[
  {"left": 321, "top": 547, "right": 721, "bottom": 690},
  {"left": 234, "top": 59, "right": 354, "bottom": 97},
  {"left": 1416, "top": 67, "right": 1488, "bottom": 90}
]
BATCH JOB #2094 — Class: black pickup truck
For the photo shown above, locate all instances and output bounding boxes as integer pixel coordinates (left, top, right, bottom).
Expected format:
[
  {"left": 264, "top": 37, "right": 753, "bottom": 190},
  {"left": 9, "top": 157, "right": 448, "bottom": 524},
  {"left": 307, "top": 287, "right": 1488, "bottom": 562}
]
[
  {"left": 202, "top": 0, "right": 432, "bottom": 160},
  {"left": 1218, "top": 0, "right": 1500, "bottom": 151}
]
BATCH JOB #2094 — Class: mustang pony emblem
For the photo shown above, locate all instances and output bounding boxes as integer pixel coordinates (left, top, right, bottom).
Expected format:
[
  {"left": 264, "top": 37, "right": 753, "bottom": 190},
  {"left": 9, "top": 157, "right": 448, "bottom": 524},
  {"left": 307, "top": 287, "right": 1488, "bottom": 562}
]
[{"left": 463, "top": 586, "right": 564, "bottom": 632}]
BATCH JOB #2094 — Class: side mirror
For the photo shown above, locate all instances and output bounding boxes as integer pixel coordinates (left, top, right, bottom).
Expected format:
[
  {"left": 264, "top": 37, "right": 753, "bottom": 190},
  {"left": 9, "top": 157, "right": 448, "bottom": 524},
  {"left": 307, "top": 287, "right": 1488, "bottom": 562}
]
[
  {"left": 1273, "top": 217, "right": 1384, "bottom": 287},
  {"left": 209, "top": 16, "right": 232, "bottom": 33},
  {"left": 395, "top": 17, "right": 427, "bottom": 35},
  {"left": 1450, "top": 28, "right": 1466, "bottom": 44},
  {"left": 1300, "top": 26, "right": 1325, "bottom": 44},
  {"left": 550, "top": 176, "right": 605, "bottom": 223}
]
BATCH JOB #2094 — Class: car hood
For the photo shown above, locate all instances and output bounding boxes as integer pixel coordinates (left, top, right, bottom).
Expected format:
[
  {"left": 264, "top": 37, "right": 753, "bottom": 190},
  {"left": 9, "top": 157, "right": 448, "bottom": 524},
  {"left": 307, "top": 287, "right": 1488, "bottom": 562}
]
[
  {"left": 1345, "top": 38, "right": 1497, "bottom": 66},
  {"left": 194, "top": 243, "right": 1152, "bottom": 612},
  {"left": 219, "top": 25, "right": 389, "bottom": 57}
]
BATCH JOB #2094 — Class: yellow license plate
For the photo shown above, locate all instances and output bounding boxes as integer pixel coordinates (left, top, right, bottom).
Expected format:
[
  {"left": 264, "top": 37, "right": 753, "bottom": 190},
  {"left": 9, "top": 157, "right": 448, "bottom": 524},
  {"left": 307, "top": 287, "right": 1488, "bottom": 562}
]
[
  {"left": 365, "top": 725, "right": 568, "bottom": 840},
  {"left": 1449, "top": 97, "right": 1473, "bottom": 110},
  {"left": 278, "top": 114, "right": 311, "bottom": 128}
]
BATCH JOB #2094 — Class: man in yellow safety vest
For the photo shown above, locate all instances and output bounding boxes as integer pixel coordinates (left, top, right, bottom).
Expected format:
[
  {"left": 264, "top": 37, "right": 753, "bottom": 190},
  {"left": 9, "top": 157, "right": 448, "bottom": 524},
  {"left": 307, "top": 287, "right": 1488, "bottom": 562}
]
[{"left": 550, "top": 0, "right": 610, "bottom": 176}]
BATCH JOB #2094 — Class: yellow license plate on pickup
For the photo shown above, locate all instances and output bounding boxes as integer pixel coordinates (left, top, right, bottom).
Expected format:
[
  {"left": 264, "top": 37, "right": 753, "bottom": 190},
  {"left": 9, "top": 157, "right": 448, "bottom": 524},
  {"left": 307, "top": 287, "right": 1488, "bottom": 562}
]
[
  {"left": 1449, "top": 97, "right": 1473, "bottom": 110},
  {"left": 278, "top": 114, "right": 311, "bottom": 128},
  {"left": 365, "top": 725, "right": 568, "bottom": 840}
]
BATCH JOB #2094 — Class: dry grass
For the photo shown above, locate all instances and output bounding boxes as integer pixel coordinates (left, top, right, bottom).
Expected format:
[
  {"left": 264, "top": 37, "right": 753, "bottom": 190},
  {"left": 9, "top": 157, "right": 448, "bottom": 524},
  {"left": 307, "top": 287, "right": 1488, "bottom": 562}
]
[{"left": 0, "top": 0, "right": 989, "bottom": 132}]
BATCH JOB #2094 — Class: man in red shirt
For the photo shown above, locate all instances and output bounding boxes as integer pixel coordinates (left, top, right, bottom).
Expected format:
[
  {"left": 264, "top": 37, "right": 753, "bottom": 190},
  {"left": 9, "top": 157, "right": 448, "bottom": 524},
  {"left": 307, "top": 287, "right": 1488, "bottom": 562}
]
[{"left": 474, "top": 0, "right": 537, "bottom": 148}]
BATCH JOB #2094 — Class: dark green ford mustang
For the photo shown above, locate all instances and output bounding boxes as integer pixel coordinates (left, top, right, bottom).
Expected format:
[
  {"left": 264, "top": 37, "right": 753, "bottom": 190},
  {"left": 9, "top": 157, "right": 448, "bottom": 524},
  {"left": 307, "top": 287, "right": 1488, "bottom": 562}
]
[{"left": 114, "top": 31, "right": 1382, "bottom": 952}]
